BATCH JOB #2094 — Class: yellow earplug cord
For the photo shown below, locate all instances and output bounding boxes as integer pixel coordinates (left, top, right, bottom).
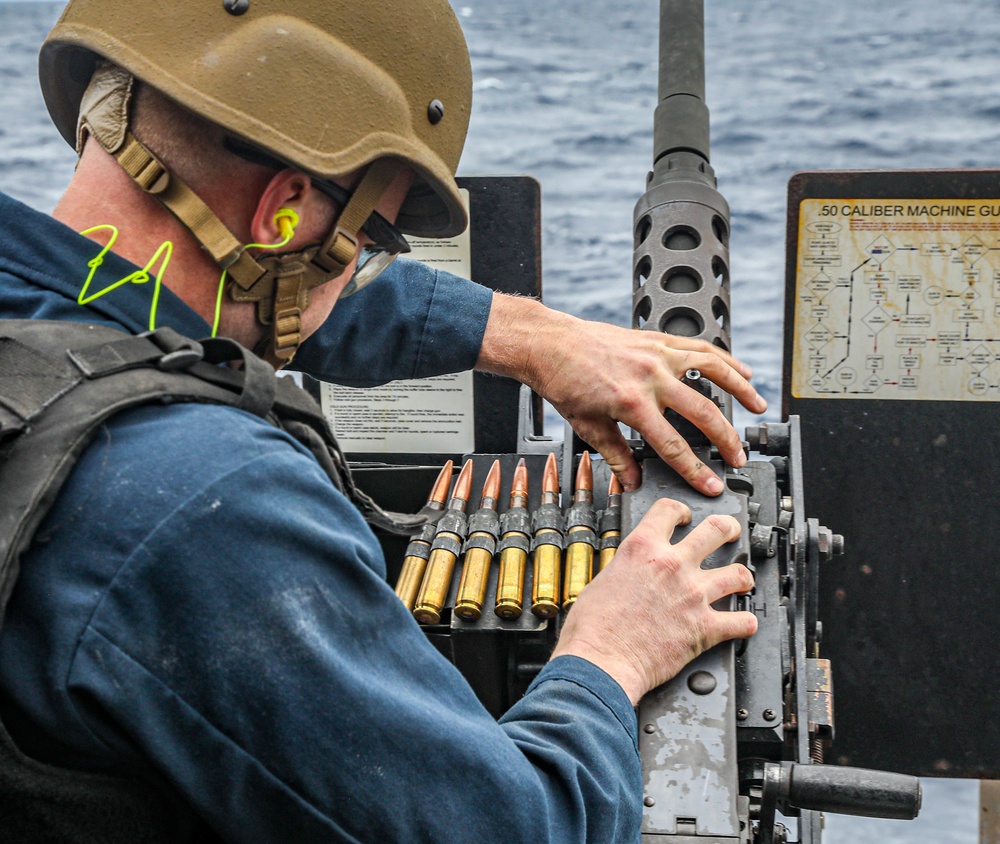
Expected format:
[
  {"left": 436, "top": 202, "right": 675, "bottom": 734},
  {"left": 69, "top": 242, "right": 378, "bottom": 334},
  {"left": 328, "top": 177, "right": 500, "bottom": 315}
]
[{"left": 78, "top": 207, "right": 301, "bottom": 337}]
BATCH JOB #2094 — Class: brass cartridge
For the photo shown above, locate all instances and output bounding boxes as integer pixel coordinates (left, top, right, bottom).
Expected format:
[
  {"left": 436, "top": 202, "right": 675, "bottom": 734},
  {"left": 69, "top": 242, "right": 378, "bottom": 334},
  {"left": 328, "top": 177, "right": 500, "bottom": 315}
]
[
  {"left": 394, "top": 461, "right": 454, "bottom": 611},
  {"left": 598, "top": 474, "right": 623, "bottom": 572},
  {"left": 530, "top": 452, "right": 563, "bottom": 619},
  {"left": 563, "top": 452, "right": 597, "bottom": 611},
  {"left": 413, "top": 459, "right": 473, "bottom": 624},
  {"left": 455, "top": 460, "right": 502, "bottom": 621},
  {"left": 495, "top": 458, "right": 530, "bottom": 620}
]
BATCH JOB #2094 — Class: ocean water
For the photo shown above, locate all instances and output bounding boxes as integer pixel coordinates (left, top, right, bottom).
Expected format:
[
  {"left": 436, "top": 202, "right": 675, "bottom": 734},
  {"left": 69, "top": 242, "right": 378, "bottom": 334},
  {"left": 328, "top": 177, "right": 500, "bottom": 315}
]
[{"left": 0, "top": 0, "right": 992, "bottom": 840}]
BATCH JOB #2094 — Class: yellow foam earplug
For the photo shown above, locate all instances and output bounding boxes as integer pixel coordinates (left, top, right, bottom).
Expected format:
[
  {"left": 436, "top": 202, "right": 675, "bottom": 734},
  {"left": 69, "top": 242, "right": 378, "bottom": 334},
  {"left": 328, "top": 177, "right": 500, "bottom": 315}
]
[{"left": 274, "top": 207, "right": 300, "bottom": 241}]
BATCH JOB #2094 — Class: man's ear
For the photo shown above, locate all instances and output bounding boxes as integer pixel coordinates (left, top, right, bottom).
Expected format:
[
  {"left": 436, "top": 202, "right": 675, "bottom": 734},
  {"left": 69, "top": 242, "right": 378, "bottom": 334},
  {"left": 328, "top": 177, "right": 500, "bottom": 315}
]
[{"left": 250, "top": 168, "right": 314, "bottom": 246}]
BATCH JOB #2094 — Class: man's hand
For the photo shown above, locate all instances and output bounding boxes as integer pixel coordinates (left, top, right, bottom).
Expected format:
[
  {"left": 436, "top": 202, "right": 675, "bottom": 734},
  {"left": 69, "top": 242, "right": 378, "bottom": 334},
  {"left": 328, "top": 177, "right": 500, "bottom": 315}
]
[
  {"left": 550, "top": 498, "right": 757, "bottom": 705},
  {"left": 475, "top": 295, "right": 767, "bottom": 496}
]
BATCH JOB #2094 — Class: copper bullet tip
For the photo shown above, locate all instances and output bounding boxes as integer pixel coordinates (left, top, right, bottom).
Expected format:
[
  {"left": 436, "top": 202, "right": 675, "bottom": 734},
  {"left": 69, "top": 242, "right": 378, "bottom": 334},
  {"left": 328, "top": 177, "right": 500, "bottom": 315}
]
[
  {"left": 427, "top": 460, "right": 454, "bottom": 510},
  {"left": 542, "top": 452, "right": 559, "bottom": 495},
  {"left": 510, "top": 458, "right": 529, "bottom": 498},
  {"left": 508, "top": 458, "right": 529, "bottom": 509},
  {"left": 449, "top": 459, "right": 475, "bottom": 510},
  {"left": 480, "top": 459, "right": 502, "bottom": 506},
  {"left": 608, "top": 473, "right": 623, "bottom": 497},
  {"left": 575, "top": 452, "right": 593, "bottom": 492}
]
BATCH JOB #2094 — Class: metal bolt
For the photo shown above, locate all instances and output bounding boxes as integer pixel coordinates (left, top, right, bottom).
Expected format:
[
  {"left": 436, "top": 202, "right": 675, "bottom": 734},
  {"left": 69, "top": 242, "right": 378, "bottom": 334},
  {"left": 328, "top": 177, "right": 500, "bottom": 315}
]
[
  {"left": 427, "top": 99, "right": 445, "bottom": 125},
  {"left": 737, "top": 708, "right": 749, "bottom": 721},
  {"left": 780, "top": 496, "right": 794, "bottom": 513},
  {"left": 751, "top": 523, "right": 776, "bottom": 559},
  {"left": 688, "top": 670, "right": 717, "bottom": 695},
  {"left": 832, "top": 533, "right": 845, "bottom": 556},
  {"left": 643, "top": 724, "right": 656, "bottom": 734},
  {"left": 644, "top": 796, "right": 656, "bottom": 807},
  {"left": 223, "top": 0, "right": 250, "bottom": 15},
  {"left": 763, "top": 709, "right": 777, "bottom": 722}
]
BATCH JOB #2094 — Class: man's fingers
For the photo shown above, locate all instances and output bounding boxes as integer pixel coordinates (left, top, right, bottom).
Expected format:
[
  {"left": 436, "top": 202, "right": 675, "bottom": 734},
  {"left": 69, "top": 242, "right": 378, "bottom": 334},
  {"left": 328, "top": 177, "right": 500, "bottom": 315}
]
[
  {"left": 629, "top": 497, "right": 692, "bottom": 547},
  {"left": 684, "top": 352, "right": 767, "bottom": 415},
  {"left": 710, "top": 609, "right": 759, "bottom": 643},
  {"left": 654, "top": 381, "right": 746, "bottom": 470},
  {"left": 573, "top": 418, "right": 641, "bottom": 492},
  {"left": 703, "top": 561, "right": 756, "bottom": 603},
  {"left": 632, "top": 410, "right": 726, "bottom": 496},
  {"left": 676, "top": 514, "right": 741, "bottom": 560},
  {"left": 655, "top": 334, "right": 756, "bottom": 381}
]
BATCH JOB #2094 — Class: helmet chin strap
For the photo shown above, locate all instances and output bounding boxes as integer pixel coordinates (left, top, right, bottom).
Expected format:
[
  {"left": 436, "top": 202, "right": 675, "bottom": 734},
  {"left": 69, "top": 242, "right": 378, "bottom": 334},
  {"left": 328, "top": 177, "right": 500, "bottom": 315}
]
[{"left": 78, "top": 62, "right": 398, "bottom": 368}]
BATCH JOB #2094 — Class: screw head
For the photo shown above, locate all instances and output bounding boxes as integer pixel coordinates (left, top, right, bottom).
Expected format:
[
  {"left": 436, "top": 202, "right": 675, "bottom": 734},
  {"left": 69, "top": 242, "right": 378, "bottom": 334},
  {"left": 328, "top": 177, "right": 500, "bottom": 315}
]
[
  {"left": 763, "top": 709, "right": 777, "bottom": 721},
  {"left": 428, "top": 99, "right": 445, "bottom": 125},
  {"left": 223, "top": 0, "right": 250, "bottom": 15},
  {"left": 737, "top": 708, "right": 749, "bottom": 721},
  {"left": 644, "top": 796, "right": 656, "bottom": 807}
]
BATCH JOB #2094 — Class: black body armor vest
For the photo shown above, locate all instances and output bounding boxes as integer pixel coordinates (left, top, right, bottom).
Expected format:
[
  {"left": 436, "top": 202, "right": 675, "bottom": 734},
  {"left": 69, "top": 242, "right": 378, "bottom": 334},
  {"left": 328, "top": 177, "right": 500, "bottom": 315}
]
[{"left": 0, "top": 321, "right": 426, "bottom": 842}]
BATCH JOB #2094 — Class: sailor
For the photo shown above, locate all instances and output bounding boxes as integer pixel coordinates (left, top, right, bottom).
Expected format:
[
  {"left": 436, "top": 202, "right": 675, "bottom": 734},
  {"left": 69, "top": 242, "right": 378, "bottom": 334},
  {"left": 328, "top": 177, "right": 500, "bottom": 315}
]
[{"left": 0, "top": 0, "right": 762, "bottom": 840}]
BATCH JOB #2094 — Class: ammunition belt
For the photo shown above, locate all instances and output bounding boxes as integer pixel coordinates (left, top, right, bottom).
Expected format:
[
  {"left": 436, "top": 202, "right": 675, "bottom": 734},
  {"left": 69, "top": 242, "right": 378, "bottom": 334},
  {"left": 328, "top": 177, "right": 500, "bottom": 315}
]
[
  {"left": 530, "top": 505, "right": 563, "bottom": 534},
  {"left": 499, "top": 507, "right": 530, "bottom": 537},
  {"left": 565, "top": 502, "right": 598, "bottom": 533},
  {"left": 463, "top": 533, "right": 497, "bottom": 556},
  {"left": 599, "top": 509, "right": 621, "bottom": 534},
  {"left": 600, "top": 533, "right": 622, "bottom": 551},
  {"left": 467, "top": 509, "right": 500, "bottom": 537},
  {"left": 530, "top": 531, "right": 564, "bottom": 553},
  {"left": 430, "top": 533, "right": 464, "bottom": 558},
  {"left": 498, "top": 532, "right": 530, "bottom": 554},
  {"left": 434, "top": 511, "right": 468, "bottom": 539},
  {"left": 565, "top": 527, "right": 598, "bottom": 550},
  {"left": 403, "top": 538, "right": 432, "bottom": 560}
]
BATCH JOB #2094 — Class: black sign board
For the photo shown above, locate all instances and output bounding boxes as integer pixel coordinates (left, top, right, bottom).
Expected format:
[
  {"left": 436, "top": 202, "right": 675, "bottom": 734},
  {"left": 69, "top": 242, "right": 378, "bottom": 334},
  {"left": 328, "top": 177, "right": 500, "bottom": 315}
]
[{"left": 783, "top": 169, "right": 1000, "bottom": 778}]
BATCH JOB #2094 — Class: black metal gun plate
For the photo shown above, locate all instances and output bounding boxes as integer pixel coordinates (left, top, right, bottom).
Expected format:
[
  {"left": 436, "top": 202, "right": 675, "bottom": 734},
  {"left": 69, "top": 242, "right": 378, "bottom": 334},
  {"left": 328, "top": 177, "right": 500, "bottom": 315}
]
[{"left": 783, "top": 169, "right": 1000, "bottom": 778}]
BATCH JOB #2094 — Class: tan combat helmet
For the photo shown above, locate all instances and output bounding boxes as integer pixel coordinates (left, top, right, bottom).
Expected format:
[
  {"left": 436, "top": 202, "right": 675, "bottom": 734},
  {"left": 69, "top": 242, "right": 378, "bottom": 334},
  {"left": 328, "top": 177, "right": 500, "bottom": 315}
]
[{"left": 38, "top": 0, "right": 473, "bottom": 366}]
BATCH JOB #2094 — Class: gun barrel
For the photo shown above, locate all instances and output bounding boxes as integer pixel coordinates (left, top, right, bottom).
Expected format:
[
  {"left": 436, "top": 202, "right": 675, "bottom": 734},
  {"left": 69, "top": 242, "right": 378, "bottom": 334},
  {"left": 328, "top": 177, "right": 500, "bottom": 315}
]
[
  {"left": 634, "top": 0, "right": 732, "bottom": 417},
  {"left": 655, "top": 0, "right": 710, "bottom": 166}
]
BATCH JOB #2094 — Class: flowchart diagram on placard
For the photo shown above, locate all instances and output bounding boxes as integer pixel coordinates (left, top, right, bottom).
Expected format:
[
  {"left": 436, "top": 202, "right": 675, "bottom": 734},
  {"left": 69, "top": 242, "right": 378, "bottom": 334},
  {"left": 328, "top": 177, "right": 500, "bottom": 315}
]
[{"left": 791, "top": 198, "right": 1000, "bottom": 401}]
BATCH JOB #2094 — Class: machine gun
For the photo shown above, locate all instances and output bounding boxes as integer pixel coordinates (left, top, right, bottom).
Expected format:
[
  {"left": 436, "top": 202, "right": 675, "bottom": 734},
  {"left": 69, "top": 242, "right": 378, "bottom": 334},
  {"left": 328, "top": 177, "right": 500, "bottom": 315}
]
[
  {"left": 336, "top": 1, "right": 924, "bottom": 840},
  {"left": 623, "top": 2, "right": 921, "bottom": 840}
]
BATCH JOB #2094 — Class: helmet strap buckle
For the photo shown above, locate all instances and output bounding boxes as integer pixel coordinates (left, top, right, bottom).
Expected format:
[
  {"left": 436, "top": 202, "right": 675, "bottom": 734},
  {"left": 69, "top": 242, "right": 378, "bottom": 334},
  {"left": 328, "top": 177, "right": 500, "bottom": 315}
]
[{"left": 312, "top": 226, "right": 356, "bottom": 276}]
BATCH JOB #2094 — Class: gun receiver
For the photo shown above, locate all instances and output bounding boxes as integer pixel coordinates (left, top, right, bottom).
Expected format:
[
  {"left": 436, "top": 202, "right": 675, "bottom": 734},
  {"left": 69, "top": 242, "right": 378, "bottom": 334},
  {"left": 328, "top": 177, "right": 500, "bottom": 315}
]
[{"left": 628, "top": 2, "right": 921, "bottom": 842}]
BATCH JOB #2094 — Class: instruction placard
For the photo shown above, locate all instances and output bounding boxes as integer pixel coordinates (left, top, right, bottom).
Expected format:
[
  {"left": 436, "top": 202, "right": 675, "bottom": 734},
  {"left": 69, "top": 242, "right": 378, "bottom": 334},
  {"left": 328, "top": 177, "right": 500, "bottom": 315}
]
[
  {"left": 321, "top": 190, "right": 475, "bottom": 453},
  {"left": 792, "top": 198, "right": 1000, "bottom": 401}
]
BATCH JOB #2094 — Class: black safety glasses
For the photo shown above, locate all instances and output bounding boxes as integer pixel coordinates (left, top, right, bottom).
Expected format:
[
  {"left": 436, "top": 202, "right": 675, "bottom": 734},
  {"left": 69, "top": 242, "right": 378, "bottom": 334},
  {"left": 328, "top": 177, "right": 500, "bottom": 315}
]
[{"left": 309, "top": 178, "right": 411, "bottom": 298}]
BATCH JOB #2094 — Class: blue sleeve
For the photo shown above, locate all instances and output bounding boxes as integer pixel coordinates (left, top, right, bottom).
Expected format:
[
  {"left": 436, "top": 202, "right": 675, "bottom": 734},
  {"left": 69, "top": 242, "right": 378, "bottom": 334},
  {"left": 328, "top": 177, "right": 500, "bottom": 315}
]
[
  {"left": 55, "top": 413, "right": 639, "bottom": 843},
  {"left": 293, "top": 257, "right": 495, "bottom": 387}
]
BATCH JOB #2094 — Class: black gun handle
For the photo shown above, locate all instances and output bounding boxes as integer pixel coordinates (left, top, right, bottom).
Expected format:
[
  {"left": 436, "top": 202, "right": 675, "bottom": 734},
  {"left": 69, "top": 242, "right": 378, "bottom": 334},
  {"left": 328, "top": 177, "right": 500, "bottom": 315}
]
[{"left": 773, "top": 761, "right": 922, "bottom": 820}]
